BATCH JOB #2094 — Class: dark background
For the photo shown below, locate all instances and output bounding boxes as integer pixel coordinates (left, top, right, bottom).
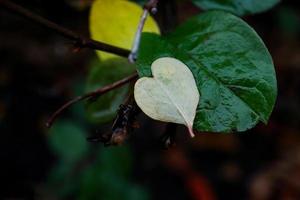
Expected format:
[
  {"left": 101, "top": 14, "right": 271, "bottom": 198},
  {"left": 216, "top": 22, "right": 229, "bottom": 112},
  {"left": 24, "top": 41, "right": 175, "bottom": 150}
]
[{"left": 0, "top": 0, "right": 300, "bottom": 199}]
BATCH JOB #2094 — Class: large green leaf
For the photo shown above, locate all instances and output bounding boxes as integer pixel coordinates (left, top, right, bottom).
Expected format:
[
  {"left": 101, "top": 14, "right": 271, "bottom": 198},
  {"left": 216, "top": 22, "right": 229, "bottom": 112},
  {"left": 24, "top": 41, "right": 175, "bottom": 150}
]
[
  {"left": 192, "top": 0, "right": 280, "bottom": 16},
  {"left": 85, "top": 58, "right": 135, "bottom": 124},
  {"left": 136, "top": 11, "right": 277, "bottom": 133}
]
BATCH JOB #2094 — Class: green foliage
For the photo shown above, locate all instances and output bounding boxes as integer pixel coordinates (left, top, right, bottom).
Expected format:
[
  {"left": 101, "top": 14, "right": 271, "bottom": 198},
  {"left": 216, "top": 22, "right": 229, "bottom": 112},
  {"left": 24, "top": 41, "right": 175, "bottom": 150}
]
[
  {"left": 137, "top": 11, "right": 277, "bottom": 133},
  {"left": 47, "top": 121, "right": 90, "bottom": 196},
  {"left": 48, "top": 120, "right": 89, "bottom": 162},
  {"left": 46, "top": 120, "right": 148, "bottom": 199},
  {"left": 97, "top": 146, "right": 133, "bottom": 178},
  {"left": 85, "top": 58, "right": 135, "bottom": 124},
  {"left": 192, "top": 0, "right": 280, "bottom": 16},
  {"left": 78, "top": 147, "right": 148, "bottom": 200}
]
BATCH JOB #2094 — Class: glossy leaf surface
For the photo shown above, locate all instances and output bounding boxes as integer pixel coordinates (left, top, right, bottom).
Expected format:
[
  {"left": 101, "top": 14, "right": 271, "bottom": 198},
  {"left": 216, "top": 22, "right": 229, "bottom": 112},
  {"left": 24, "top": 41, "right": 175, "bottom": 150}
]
[{"left": 137, "top": 11, "right": 277, "bottom": 133}]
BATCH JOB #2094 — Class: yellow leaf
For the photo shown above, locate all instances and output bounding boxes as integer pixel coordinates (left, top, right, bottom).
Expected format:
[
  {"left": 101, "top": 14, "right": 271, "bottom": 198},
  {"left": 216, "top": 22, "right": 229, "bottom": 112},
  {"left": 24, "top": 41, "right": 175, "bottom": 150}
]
[{"left": 89, "top": 0, "right": 160, "bottom": 61}]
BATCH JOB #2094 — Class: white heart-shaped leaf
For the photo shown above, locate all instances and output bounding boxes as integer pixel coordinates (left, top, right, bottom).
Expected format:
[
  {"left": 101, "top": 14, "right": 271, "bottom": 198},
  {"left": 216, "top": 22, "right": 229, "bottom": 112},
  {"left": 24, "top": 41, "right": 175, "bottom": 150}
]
[{"left": 134, "top": 57, "right": 200, "bottom": 137}]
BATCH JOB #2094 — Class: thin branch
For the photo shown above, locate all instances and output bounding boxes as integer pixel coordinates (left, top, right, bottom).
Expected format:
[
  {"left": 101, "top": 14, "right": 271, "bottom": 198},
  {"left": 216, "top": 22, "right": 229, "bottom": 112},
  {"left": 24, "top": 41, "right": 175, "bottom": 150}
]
[
  {"left": 128, "top": 0, "right": 159, "bottom": 63},
  {"left": 0, "top": 0, "right": 158, "bottom": 128},
  {"left": 128, "top": 9, "right": 149, "bottom": 63},
  {"left": 46, "top": 73, "right": 138, "bottom": 128},
  {"left": 0, "top": 0, "right": 130, "bottom": 57}
]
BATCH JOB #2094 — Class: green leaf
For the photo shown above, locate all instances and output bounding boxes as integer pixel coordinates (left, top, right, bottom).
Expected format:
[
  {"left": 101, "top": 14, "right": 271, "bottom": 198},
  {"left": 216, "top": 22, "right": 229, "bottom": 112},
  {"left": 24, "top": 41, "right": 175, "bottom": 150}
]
[
  {"left": 78, "top": 146, "right": 149, "bottom": 200},
  {"left": 134, "top": 57, "right": 199, "bottom": 137},
  {"left": 192, "top": 0, "right": 280, "bottom": 16},
  {"left": 48, "top": 120, "right": 89, "bottom": 162},
  {"left": 89, "top": 0, "right": 160, "bottom": 61},
  {"left": 85, "top": 58, "right": 135, "bottom": 124},
  {"left": 136, "top": 11, "right": 277, "bottom": 133}
]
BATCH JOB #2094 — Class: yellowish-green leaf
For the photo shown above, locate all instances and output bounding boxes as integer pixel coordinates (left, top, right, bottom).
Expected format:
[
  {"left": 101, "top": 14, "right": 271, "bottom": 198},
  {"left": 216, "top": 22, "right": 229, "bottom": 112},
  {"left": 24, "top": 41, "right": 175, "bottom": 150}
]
[
  {"left": 90, "top": 0, "right": 160, "bottom": 61},
  {"left": 134, "top": 57, "right": 200, "bottom": 137}
]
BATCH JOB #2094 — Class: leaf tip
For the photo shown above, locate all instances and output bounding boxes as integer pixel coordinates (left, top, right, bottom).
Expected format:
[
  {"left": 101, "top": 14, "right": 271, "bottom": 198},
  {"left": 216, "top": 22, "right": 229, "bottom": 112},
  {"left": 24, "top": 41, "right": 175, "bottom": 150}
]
[{"left": 188, "top": 126, "right": 195, "bottom": 138}]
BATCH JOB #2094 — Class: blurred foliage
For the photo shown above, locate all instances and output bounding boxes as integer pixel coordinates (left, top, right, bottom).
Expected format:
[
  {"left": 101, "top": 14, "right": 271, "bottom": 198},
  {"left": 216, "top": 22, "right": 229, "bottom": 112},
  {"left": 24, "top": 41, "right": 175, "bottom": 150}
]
[
  {"left": 192, "top": 0, "right": 280, "bottom": 16},
  {"left": 89, "top": 0, "right": 160, "bottom": 61},
  {"left": 85, "top": 58, "right": 135, "bottom": 124},
  {"left": 48, "top": 120, "right": 89, "bottom": 163},
  {"left": 78, "top": 147, "right": 148, "bottom": 200},
  {"left": 46, "top": 120, "right": 149, "bottom": 199},
  {"left": 277, "top": 7, "right": 300, "bottom": 35}
]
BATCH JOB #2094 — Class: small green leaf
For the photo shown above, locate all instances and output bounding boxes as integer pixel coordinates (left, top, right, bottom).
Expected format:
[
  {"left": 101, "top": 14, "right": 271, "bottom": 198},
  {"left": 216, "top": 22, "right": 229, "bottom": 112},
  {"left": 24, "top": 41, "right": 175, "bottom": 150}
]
[
  {"left": 192, "top": 0, "right": 280, "bottom": 16},
  {"left": 48, "top": 120, "right": 88, "bottom": 162},
  {"left": 85, "top": 58, "right": 135, "bottom": 124},
  {"left": 134, "top": 57, "right": 199, "bottom": 137},
  {"left": 137, "top": 11, "right": 277, "bottom": 133}
]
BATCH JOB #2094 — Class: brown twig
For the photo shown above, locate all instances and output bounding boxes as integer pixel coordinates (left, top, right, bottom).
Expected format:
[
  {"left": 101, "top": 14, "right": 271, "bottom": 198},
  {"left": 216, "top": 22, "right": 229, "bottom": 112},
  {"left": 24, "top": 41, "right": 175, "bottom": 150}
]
[
  {"left": 0, "top": 0, "right": 158, "bottom": 128},
  {"left": 0, "top": 0, "right": 130, "bottom": 57},
  {"left": 46, "top": 73, "right": 138, "bottom": 128}
]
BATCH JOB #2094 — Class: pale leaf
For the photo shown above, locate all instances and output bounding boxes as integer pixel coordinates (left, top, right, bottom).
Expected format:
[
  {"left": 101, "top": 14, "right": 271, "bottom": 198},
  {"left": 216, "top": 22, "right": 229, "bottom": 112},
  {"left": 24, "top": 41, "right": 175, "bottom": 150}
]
[{"left": 134, "top": 57, "right": 200, "bottom": 137}]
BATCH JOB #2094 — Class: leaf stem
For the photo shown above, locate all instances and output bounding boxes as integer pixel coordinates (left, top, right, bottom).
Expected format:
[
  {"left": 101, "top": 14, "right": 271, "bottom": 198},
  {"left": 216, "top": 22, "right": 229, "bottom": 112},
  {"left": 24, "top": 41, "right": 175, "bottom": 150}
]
[
  {"left": 46, "top": 73, "right": 138, "bottom": 128},
  {"left": 0, "top": 0, "right": 131, "bottom": 57},
  {"left": 188, "top": 126, "right": 195, "bottom": 138}
]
